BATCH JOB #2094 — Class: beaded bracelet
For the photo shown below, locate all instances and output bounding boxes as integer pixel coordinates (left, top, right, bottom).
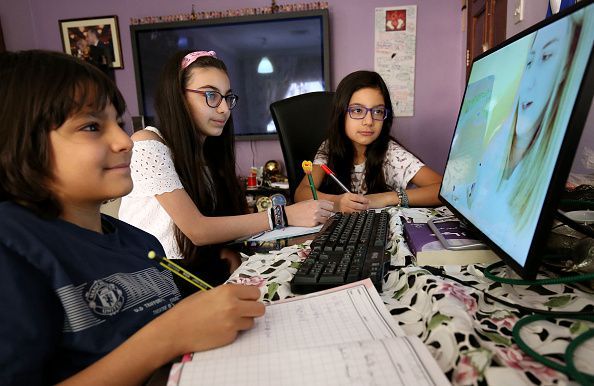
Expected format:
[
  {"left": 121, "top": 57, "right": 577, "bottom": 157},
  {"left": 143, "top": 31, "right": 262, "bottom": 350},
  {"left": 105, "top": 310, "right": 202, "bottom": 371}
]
[
  {"left": 272, "top": 204, "right": 285, "bottom": 229},
  {"left": 397, "top": 188, "right": 410, "bottom": 208}
]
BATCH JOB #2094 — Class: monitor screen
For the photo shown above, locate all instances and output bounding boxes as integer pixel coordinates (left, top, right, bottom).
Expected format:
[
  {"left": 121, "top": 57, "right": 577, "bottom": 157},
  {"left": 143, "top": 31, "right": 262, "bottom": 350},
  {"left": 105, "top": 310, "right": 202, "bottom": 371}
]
[
  {"left": 440, "top": 1, "right": 594, "bottom": 278},
  {"left": 130, "top": 10, "right": 330, "bottom": 140}
]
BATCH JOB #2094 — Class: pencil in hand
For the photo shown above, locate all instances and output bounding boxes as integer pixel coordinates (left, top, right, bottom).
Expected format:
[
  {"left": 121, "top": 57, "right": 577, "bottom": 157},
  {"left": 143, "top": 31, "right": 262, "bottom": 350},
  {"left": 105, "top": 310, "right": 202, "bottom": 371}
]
[
  {"left": 148, "top": 250, "right": 212, "bottom": 291},
  {"left": 302, "top": 160, "right": 318, "bottom": 200},
  {"left": 320, "top": 164, "right": 351, "bottom": 193}
]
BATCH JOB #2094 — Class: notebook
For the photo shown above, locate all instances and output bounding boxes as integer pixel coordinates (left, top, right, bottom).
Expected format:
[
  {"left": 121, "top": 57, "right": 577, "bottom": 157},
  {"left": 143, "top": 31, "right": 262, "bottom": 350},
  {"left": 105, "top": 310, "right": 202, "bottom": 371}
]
[
  {"left": 247, "top": 224, "right": 323, "bottom": 242},
  {"left": 167, "top": 279, "right": 450, "bottom": 386}
]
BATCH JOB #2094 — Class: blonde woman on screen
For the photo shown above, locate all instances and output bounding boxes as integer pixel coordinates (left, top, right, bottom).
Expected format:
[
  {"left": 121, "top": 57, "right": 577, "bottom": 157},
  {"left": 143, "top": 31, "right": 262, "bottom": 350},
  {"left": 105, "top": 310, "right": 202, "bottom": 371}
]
[{"left": 469, "top": 12, "right": 590, "bottom": 237}]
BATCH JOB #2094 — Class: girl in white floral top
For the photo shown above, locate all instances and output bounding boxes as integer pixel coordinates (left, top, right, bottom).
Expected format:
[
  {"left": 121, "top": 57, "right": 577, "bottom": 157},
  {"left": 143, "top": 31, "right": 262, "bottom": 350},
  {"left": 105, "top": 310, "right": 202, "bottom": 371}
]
[{"left": 294, "top": 70, "right": 443, "bottom": 212}]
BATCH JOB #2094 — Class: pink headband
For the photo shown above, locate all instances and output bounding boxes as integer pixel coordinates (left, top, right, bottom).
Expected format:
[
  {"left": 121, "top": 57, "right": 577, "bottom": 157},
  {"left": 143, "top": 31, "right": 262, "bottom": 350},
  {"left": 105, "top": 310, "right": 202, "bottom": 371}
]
[{"left": 181, "top": 50, "right": 217, "bottom": 69}]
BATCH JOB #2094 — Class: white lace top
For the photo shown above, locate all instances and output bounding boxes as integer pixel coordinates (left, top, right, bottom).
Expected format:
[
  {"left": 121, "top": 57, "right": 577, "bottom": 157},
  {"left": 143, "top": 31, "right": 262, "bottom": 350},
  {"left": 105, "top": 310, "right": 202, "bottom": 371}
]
[
  {"left": 119, "top": 127, "right": 185, "bottom": 259},
  {"left": 313, "top": 139, "right": 424, "bottom": 194}
]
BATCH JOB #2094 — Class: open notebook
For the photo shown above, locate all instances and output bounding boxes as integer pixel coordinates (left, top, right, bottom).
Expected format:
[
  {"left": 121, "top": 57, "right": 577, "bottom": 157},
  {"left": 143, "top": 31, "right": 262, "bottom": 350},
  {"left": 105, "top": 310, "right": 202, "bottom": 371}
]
[{"left": 167, "top": 279, "right": 450, "bottom": 386}]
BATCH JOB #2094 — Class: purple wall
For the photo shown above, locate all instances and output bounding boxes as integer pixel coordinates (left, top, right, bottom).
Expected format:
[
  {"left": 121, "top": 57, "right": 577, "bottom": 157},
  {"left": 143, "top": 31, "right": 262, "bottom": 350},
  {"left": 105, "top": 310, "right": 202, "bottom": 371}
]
[{"left": 0, "top": 0, "right": 463, "bottom": 175}]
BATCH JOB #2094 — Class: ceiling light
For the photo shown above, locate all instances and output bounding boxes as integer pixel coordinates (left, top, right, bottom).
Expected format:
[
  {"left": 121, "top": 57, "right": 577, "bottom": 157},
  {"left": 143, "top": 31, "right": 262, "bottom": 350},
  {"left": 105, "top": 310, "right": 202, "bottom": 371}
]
[{"left": 257, "top": 56, "right": 273, "bottom": 74}]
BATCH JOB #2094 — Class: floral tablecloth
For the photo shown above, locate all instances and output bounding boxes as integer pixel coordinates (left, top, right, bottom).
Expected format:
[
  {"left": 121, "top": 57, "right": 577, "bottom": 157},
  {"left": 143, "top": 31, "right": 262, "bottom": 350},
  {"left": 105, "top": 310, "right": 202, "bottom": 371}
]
[{"left": 227, "top": 207, "right": 594, "bottom": 386}]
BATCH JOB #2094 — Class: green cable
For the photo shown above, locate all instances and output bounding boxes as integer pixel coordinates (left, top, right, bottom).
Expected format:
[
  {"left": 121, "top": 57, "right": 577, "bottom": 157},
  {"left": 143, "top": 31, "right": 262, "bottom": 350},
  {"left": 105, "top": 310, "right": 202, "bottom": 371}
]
[
  {"left": 566, "top": 328, "right": 594, "bottom": 385},
  {"left": 484, "top": 261, "right": 594, "bottom": 285},
  {"left": 424, "top": 265, "right": 594, "bottom": 382},
  {"left": 485, "top": 256, "right": 594, "bottom": 384},
  {"left": 559, "top": 199, "right": 594, "bottom": 210},
  {"left": 513, "top": 314, "right": 594, "bottom": 384}
]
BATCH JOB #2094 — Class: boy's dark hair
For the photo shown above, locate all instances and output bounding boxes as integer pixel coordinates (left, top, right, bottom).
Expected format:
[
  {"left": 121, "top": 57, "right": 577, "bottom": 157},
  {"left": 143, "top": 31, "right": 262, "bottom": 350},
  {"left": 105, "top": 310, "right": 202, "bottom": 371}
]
[
  {"left": 155, "top": 50, "right": 247, "bottom": 286},
  {"left": 0, "top": 50, "right": 126, "bottom": 217},
  {"left": 322, "top": 70, "right": 394, "bottom": 194}
]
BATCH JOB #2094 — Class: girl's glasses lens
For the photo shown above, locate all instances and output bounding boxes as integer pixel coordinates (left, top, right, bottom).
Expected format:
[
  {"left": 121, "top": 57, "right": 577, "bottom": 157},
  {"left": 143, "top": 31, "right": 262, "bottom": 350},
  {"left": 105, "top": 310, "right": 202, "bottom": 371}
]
[
  {"left": 205, "top": 92, "right": 221, "bottom": 107},
  {"left": 225, "top": 95, "right": 238, "bottom": 109},
  {"left": 186, "top": 89, "right": 239, "bottom": 110},
  {"left": 347, "top": 105, "right": 387, "bottom": 121}
]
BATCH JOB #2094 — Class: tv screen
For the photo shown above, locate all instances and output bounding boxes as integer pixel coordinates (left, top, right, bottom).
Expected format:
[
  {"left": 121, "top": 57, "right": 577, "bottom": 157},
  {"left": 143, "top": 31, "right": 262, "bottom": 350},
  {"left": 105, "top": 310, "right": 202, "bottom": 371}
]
[
  {"left": 130, "top": 10, "right": 330, "bottom": 140},
  {"left": 440, "top": 1, "right": 594, "bottom": 278}
]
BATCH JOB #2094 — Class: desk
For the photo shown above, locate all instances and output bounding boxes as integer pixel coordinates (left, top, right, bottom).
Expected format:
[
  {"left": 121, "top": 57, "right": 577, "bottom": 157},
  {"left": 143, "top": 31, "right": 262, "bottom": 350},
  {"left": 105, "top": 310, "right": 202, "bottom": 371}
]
[{"left": 228, "top": 207, "right": 594, "bottom": 386}]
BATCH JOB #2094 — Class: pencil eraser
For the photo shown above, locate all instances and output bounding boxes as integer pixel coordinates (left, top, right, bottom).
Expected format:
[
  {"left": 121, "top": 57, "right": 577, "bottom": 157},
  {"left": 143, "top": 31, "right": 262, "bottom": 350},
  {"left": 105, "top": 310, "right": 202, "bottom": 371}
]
[{"left": 302, "top": 160, "right": 313, "bottom": 173}]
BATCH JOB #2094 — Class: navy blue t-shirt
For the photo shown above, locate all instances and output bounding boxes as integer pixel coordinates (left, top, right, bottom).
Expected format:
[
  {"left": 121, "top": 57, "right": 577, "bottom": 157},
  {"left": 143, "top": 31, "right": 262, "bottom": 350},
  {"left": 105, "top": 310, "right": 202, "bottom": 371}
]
[{"left": 0, "top": 202, "right": 182, "bottom": 385}]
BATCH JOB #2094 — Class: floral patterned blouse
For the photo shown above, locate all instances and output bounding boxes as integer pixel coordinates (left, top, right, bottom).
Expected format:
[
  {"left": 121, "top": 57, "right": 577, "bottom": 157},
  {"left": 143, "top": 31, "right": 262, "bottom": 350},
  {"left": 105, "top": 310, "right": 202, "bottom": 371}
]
[{"left": 313, "top": 139, "right": 424, "bottom": 193}]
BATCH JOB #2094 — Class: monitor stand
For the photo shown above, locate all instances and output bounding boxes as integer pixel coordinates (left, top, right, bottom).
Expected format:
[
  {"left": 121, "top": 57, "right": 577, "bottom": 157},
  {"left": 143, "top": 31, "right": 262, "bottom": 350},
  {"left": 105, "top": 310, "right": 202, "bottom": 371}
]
[{"left": 427, "top": 216, "right": 488, "bottom": 251}]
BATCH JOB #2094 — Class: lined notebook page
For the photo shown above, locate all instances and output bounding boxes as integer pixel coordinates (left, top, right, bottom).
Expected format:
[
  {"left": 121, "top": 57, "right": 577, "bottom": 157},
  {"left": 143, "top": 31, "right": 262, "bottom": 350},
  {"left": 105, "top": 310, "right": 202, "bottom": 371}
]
[
  {"left": 178, "top": 337, "right": 450, "bottom": 386},
  {"left": 190, "top": 280, "right": 404, "bottom": 362}
]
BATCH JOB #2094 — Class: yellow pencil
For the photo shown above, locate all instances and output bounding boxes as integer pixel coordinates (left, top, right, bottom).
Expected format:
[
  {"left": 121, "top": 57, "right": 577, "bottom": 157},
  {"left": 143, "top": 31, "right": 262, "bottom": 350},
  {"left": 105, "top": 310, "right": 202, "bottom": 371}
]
[
  {"left": 148, "top": 251, "right": 213, "bottom": 291},
  {"left": 302, "top": 160, "right": 318, "bottom": 200}
]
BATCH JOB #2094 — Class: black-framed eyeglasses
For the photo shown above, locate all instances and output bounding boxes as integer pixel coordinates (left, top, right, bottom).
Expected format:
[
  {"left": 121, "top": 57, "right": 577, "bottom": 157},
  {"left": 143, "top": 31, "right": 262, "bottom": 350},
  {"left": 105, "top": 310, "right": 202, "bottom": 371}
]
[
  {"left": 185, "top": 89, "right": 239, "bottom": 110},
  {"left": 346, "top": 104, "right": 389, "bottom": 121}
]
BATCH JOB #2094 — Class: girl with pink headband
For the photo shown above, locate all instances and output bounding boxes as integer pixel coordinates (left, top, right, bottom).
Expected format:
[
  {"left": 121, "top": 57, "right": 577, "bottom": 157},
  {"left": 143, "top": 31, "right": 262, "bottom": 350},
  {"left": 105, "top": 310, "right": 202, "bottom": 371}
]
[{"left": 120, "top": 50, "right": 333, "bottom": 294}]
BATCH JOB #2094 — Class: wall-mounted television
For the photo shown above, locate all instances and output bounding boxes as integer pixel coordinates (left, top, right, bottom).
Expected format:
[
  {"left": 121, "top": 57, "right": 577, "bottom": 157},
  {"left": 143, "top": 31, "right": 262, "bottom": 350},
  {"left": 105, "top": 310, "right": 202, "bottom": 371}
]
[{"left": 130, "top": 9, "right": 330, "bottom": 140}]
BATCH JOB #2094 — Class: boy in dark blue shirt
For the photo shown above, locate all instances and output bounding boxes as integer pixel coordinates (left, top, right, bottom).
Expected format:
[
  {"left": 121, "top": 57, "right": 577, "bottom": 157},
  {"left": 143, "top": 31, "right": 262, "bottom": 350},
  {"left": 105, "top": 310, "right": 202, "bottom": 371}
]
[
  {"left": 0, "top": 50, "right": 265, "bottom": 386},
  {"left": 0, "top": 201, "right": 180, "bottom": 382}
]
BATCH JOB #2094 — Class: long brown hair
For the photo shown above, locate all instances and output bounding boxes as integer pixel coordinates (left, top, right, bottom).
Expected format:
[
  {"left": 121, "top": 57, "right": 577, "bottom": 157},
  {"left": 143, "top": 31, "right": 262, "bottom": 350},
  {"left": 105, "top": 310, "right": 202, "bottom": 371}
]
[
  {"left": 154, "top": 50, "right": 247, "bottom": 285},
  {"left": 321, "top": 70, "right": 394, "bottom": 194}
]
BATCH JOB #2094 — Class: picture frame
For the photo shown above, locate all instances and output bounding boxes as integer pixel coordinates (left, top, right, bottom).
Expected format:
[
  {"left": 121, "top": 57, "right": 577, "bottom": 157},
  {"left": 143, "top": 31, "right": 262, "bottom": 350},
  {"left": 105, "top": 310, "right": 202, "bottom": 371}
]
[{"left": 59, "top": 15, "right": 123, "bottom": 69}]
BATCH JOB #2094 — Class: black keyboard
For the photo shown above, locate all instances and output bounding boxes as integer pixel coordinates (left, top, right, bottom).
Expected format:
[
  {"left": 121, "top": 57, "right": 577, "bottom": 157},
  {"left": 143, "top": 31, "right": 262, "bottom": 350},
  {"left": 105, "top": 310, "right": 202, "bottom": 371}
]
[{"left": 290, "top": 210, "right": 390, "bottom": 294}]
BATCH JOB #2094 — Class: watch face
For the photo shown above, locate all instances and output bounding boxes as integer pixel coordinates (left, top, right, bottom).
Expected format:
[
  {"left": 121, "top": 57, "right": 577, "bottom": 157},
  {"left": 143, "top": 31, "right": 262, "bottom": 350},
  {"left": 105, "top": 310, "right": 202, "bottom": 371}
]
[
  {"left": 270, "top": 193, "right": 287, "bottom": 206},
  {"left": 256, "top": 196, "right": 272, "bottom": 212}
]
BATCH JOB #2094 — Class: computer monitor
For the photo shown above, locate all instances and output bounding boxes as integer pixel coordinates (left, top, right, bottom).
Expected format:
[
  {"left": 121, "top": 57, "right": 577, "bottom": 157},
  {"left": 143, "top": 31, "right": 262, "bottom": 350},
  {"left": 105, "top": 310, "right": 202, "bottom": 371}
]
[{"left": 439, "top": 1, "right": 594, "bottom": 279}]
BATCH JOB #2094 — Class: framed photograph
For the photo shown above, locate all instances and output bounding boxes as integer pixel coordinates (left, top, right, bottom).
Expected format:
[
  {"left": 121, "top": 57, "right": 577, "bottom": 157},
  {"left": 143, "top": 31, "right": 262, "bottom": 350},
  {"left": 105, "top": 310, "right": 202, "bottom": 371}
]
[
  {"left": 59, "top": 15, "right": 123, "bottom": 69},
  {"left": 385, "top": 10, "right": 407, "bottom": 31}
]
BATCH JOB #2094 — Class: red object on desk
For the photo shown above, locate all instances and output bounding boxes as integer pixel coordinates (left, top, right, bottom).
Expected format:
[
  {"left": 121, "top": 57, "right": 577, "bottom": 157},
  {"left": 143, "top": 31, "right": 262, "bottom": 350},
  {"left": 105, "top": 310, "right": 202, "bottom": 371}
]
[{"left": 247, "top": 175, "right": 258, "bottom": 188}]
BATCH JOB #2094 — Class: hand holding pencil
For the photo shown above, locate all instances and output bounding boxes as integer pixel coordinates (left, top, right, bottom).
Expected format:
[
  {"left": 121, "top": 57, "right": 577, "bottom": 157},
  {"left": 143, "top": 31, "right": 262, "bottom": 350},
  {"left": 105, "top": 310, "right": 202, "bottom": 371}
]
[
  {"left": 160, "top": 282, "right": 266, "bottom": 353},
  {"left": 146, "top": 250, "right": 265, "bottom": 354},
  {"left": 321, "top": 164, "right": 369, "bottom": 213}
]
